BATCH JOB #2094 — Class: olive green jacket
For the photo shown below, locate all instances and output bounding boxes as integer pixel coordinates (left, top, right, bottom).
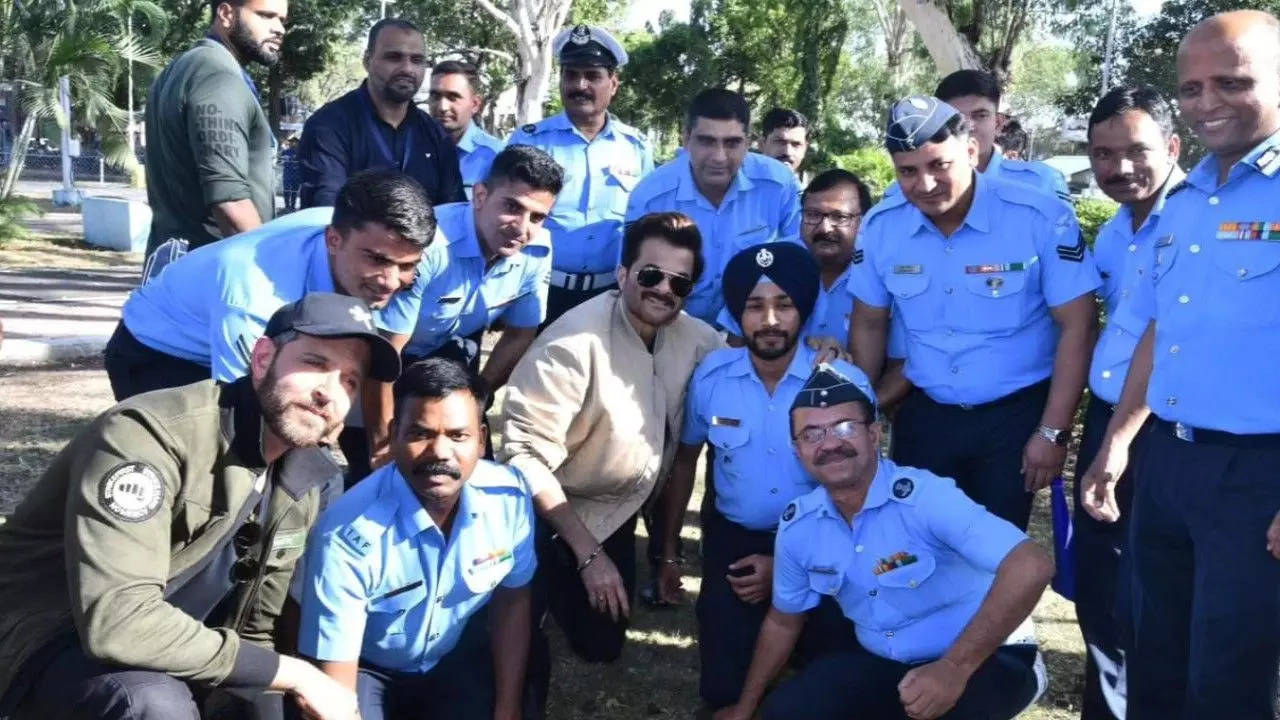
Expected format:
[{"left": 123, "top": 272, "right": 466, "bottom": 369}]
[{"left": 0, "top": 378, "right": 337, "bottom": 698}]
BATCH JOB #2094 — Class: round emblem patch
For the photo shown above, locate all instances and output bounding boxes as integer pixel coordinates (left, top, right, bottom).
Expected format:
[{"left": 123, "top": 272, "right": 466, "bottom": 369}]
[
  {"left": 570, "top": 24, "right": 592, "bottom": 44},
  {"left": 891, "top": 477, "right": 915, "bottom": 499},
  {"left": 755, "top": 247, "right": 774, "bottom": 268},
  {"left": 781, "top": 502, "right": 796, "bottom": 522},
  {"left": 99, "top": 462, "right": 164, "bottom": 522}
]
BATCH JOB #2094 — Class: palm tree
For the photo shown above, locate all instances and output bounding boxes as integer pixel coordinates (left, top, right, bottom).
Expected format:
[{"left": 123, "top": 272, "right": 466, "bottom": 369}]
[{"left": 0, "top": 0, "right": 164, "bottom": 200}]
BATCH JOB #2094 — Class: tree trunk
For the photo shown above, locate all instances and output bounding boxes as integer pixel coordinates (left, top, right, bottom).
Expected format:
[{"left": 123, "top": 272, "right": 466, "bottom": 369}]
[
  {"left": 516, "top": 48, "right": 551, "bottom": 124},
  {"left": 1, "top": 114, "right": 37, "bottom": 200},
  {"left": 899, "top": 0, "right": 984, "bottom": 76},
  {"left": 475, "top": 0, "right": 573, "bottom": 125}
]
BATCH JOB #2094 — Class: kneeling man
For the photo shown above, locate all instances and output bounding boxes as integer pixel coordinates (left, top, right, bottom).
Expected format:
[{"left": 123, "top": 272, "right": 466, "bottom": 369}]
[
  {"left": 718, "top": 361, "right": 1053, "bottom": 720},
  {"left": 297, "top": 358, "right": 535, "bottom": 720}
]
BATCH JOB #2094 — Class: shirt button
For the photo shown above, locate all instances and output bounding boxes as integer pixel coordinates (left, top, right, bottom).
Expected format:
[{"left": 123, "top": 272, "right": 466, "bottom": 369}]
[
  {"left": 868, "top": 589, "right": 878, "bottom": 597},
  {"left": 1208, "top": 196, "right": 1220, "bottom": 205},
  {"left": 946, "top": 329, "right": 954, "bottom": 336},
  {"left": 1122, "top": 289, "right": 1130, "bottom": 298},
  {"left": 1128, "top": 243, "right": 1137, "bottom": 252},
  {"left": 1101, "top": 370, "right": 1112, "bottom": 379},
  {"left": 945, "top": 287, "right": 954, "bottom": 295},
  {"left": 1237, "top": 268, "right": 1248, "bottom": 278},
  {"left": 950, "top": 366, "right": 959, "bottom": 374},
  {"left": 1170, "top": 345, "right": 1180, "bottom": 354},
  {"left": 1178, "top": 294, "right": 1190, "bottom": 304},
  {"left": 1189, "top": 244, "right": 1201, "bottom": 254},
  {"left": 945, "top": 245, "right": 953, "bottom": 253},
  {"left": 908, "top": 580, "right": 918, "bottom": 588},
  {"left": 1167, "top": 397, "right": 1177, "bottom": 406},
  {"left": 885, "top": 631, "right": 895, "bottom": 638},
  {"left": 855, "top": 545, "right": 864, "bottom": 553},
  {"left": 770, "top": 487, "right": 778, "bottom": 494},
  {"left": 436, "top": 595, "right": 444, "bottom": 604}
]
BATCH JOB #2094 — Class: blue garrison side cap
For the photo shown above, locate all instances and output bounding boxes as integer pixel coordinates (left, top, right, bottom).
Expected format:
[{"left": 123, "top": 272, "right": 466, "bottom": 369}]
[
  {"left": 885, "top": 95, "right": 960, "bottom": 153},
  {"left": 791, "top": 360, "right": 878, "bottom": 418}
]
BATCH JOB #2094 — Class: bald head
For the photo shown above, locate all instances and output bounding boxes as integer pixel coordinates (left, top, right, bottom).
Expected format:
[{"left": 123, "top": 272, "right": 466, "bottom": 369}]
[{"left": 1176, "top": 10, "right": 1280, "bottom": 167}]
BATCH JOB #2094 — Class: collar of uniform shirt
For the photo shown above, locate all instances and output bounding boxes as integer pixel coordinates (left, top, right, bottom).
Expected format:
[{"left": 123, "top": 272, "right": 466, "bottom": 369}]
[
  {"left": 389, "top": 462, "right": 481, "bottom": 538},
  {"left": 675, "top": 152, "right": 753, "bottom": 205},
  {"left": 1189, "top": 125, "right": 1280, "bottom": 191},
  {"left": 906, "top": 170, "right": 996, "bottom": 237},
  {"left": 722, "top": 339, "right": 816, "bottom": 381},
  {"left": 816, "top": 459, "right": 894, "bottom": 519}
]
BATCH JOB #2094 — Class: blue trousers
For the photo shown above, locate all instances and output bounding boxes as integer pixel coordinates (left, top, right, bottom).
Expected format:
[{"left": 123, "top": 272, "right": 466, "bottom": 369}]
[
  {"left": 761, "top": 643, "right": 1039, "bottom": 720},
  {"left": 891, "top": 381, "right": 1049, "bottom": 530},
  {"left": 1126, "top": 420, "right": 1280, "bottom": 719}
]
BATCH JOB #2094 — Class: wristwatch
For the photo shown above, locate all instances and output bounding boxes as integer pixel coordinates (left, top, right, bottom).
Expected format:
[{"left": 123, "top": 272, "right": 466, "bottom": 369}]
[{"left": 1036, "top": 424, "right": 1070, "bottom": 447}]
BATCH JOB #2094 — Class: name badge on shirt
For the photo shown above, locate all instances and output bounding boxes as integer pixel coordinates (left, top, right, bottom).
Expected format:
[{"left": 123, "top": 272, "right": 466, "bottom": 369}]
[
  {"left": 964, "top": 263, "right": 1025, "bottom": 274},
  {"left": 711, "top": 416, "right": 742, "bottom": 427},
  {"left": 439, "top": 296, "right": 462, "bottom": 304},
  {"left": 892, "top": 264, "right": 923, "bottom": 274},
  {"left": 807, "top": 565, "right": 838, "bottom": 575},
  {"left": 1216, "top": 221, "right": 1280, "bottom": 242}
]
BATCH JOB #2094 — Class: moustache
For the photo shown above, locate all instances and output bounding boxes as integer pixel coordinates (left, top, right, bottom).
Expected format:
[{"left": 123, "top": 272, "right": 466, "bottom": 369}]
[
  {"left": 812, "top": 232, "right": 842, "bottom": 245},
  {"left": 815, "top": 446, "right": 858, "bottom": 465},
  {"left": 415, "top": 461, "right": 462, "bottom": 480},
  {"left": 752, "top": 329, "right": 787, "bottom": 342},
  {"left": 391, "top": 74, "right": 417, "bottom": 84},
  {"left": 1104, "top": 175, "right": 1137, "bottom": 186},
  {"left": 568, "top": 92, "right": 594, "bottom": 103},
  {"left": 641, "top": 290, "right": 675, "bottom": 308}
]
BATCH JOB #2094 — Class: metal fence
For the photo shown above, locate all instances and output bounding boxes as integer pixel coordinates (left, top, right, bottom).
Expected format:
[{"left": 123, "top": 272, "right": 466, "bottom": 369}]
[{"left": 0, "top": 150, "right": 137, "bottom": 183}]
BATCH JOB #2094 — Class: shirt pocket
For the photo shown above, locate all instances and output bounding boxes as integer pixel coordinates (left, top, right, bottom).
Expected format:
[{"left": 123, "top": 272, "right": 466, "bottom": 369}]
[
  {"left": 883, "top": 273, "right": 932, "bottom": 331},
  {"left": 960, "top": 270, "right": 1030, "bottom": 332},
  {"left": 708, "top": 423, "right": 751, "bottom": 483},
  {"left": 462, "top": 554, "right": 515, "bottom": 594},
  {"left": 1208, "top": 239, "right": 1280, "bottom": 325},
  {"left": 873, "top": 551, "right": 945, "bottom": 622},
  {"left": 367, "top": 582, "right": 428, "bottom": 649},
  {"left": 603, "top": 167, "right": 638, "bottom": 216}
]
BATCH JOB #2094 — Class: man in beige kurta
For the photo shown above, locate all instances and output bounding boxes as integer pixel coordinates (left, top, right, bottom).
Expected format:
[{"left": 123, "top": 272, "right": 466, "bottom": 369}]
[{"left": 498, "top": 212, "right": 721, "bottom": 716}]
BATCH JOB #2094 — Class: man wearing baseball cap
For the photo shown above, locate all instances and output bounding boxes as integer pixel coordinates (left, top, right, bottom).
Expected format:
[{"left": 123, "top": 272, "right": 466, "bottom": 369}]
[
  {"left": 0, "top": 292, "right": 397, "bottom": 720},
  {"left": 507, "top": 24, "right": 654, "bottom": 325},
  {"left": 849, "top": 95, "right": 1099, "bottom": 531}
]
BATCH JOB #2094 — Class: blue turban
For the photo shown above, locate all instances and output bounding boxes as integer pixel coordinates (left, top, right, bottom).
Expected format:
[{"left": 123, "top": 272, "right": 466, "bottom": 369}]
[{"left": 722, "top": 242, "right": 819, "bottom": 328}]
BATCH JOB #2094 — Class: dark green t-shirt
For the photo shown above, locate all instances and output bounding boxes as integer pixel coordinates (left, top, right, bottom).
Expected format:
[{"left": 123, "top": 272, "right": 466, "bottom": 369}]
[{"left": 144, "top": 39, "right": 275, "bottom": 254}]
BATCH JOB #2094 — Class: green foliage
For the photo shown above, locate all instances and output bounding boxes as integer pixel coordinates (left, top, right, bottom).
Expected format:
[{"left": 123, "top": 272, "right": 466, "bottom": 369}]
[
  {"left": 1074, "top": 197, "right": 1118, "bottom": 247},
  {"left": 832, "top": 147, "right": 896, "bottom": 199},
  {"left": 0, "top": 196, "right": 41, "bottom": 245}
]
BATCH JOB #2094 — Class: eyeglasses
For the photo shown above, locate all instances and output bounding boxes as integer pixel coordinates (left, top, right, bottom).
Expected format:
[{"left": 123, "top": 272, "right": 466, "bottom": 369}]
[
  {"left": 801, "top": 210, "right": 862, "bottom": 228},
  {"left": 794, "top": 419, "right": 869, "bottom": 446},
  {"left": 230, "top": 521, "right": 263, "bottom": 584},
  {"left": 635, "top": 265, "right": 694, "bottom": 298}
]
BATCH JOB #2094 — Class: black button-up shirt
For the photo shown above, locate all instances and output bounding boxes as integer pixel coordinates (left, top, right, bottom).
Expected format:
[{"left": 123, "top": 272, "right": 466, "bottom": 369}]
[{"left": 298, "top": 82, "right": 465, "bottom": 208}]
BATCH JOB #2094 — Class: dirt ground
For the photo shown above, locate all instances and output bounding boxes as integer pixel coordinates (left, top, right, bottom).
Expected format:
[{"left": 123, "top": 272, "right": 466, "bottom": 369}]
[{"left": 0, "top": 359, "right": 1087, "bottom": 719}]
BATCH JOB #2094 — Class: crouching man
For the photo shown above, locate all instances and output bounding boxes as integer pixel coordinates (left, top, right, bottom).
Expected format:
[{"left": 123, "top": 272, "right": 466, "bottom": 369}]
[
  {"left": 717, "top": 361, "right": 1053, "bottom": 720},
  {"left": 296, "top": 358, "right": 534, "bottom": 720}
]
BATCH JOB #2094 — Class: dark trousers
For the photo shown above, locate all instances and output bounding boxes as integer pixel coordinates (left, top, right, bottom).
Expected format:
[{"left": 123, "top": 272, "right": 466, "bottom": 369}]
[
  {"left": 698, "top": 507, "right": 859, "bottom": 710},
  {"left": 1073, "top": 396, "right": 1142, "bottom": 720},
  {"left": 1127, "top": 422, "right": 1280, "bottom": 720},
  {"left": 1, "top": 637, "right": 277, "bottom": 720},
  {"left": 352, "top": 620, "right": 494, "bottom": 720},
  {"left": 541, "top": 283, "right": 615, "bottom": 331},
  {"left": 103, "top": 321, "right": 210, "bottom": 401},
  {"left": 891, "top": 381, "right": 1049, "bottom": 530},
  {"left": 525, "top": 514, "right": 638, "bottom": 719},
  {"left": 761, "top": 643, "right": 1040, "bottom": 720}
]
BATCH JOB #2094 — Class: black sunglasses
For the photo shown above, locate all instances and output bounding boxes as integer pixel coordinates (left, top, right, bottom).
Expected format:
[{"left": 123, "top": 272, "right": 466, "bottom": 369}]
[
  {"left": 635, "top": 265, "right": 694, "bottom": 298},
  {"left": 230, "top": 521, "right": 263, "bottom": 584}
]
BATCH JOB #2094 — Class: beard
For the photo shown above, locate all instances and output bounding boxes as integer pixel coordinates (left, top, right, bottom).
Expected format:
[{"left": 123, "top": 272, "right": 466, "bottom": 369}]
[
  {"left": 228, "top": 18, "right": 281, "bottom": 67},
  {"left": 382, "top": 75, "right": 420, "bottom": 104},
  {"left": 745, "top": 327, "right": 799, "bottom": 361},
  {"left": 258, "top": 360, "right": 339, "bottom": 449}
]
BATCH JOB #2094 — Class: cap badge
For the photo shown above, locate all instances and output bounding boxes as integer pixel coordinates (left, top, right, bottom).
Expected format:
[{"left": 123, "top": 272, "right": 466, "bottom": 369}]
[
  {"left": 349, "top": 305, "right": 373, "bottom": 329},
  {"left": 756, "top": 247, "right": 774, "bottom": 269},
  {"left": 570, "top": 24, "right": 591, "bottom": 45},
  {"left": 909, "top": 97, "right": 929, "bottom": 110}
]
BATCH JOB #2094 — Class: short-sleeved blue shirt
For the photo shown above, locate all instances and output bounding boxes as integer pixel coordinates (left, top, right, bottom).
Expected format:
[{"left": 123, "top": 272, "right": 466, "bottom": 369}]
[
  {"left": 850, "top": 174, "right": 1100, "bottom": 405},
  {"left": 1134, "top": 129, "right": 1280, "bottom": 433},
  {"left": 773, "top": 457, "right": 1027, "bottom": 663},
  {"left": 404, "top": 202, "right": 552, "bottom": 357},
  {"left": 984, "top": 151, "right": 1070, "bottom": 201},
  {"left": 682, "top": 343, "right": 842, "bottom": 530},
  {"left": 297, "top": 461, "right": 536, "bottom": 673},
  {"left": 457, "top": 123, "right": 505, "bottom": 199},
  {"left": 506, "top": 113, "right": 653, "bottom": 274},
  {"left": 627, "top": 152, "right": 803, "bottom": 325},
  {"left": 1087, "top": 184, "right": 1172, "bottom": 405},
  {"left": 121, "top": 207, "right": 426, "bottom": 381}
]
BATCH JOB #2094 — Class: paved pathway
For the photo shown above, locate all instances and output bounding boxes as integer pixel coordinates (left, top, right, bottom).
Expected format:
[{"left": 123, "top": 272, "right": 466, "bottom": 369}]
[{"left": 0, "top": 266, "right": 139, "bottom": 366}]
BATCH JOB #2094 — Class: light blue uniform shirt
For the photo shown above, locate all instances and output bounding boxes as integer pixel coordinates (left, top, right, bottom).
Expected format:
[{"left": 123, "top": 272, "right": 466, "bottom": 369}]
[
  {"left": 850, "top": 174, "right": 1101, "bottom": 405},
  {"left": 983, "top": 151, "right": 1070, "bottom": 201},
  {"left": 121, "top": 207, "right": 425, "bottom": 382},
  {"left": 457, "top": 123, "right": 505, "bottom": 200},
  {"left": 1087, "top": 185, "right": 1172, "bottom": 405},
  {"left": 1134, "top": 129, "right": 1280, "bottom": 433},
  {"left": 773, "top": 457, "right": 1027, "bottom": 663},
  {"left": 297, "top": 461, "right": 536, "bottom": 674},
  {"left": 506, "top": 113, "right": 653, "bottom": 274},
  {"left": 715, "top": 266, "right": 853, "bottom": 349},
  {"left": 404, "top": 202, "right": 552, "bottom": 357},
  {"left": 681, "top": 343, "right": 828, "bottom": 530},
  {"left": 627, "top": 152, "right": 803, "bottom": 325}
]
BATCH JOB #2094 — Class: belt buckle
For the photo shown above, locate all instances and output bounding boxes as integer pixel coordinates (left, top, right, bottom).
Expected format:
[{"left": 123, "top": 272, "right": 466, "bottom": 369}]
[{"left": 1173, "top": 422, "right": 1194, "bottom": 442}]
